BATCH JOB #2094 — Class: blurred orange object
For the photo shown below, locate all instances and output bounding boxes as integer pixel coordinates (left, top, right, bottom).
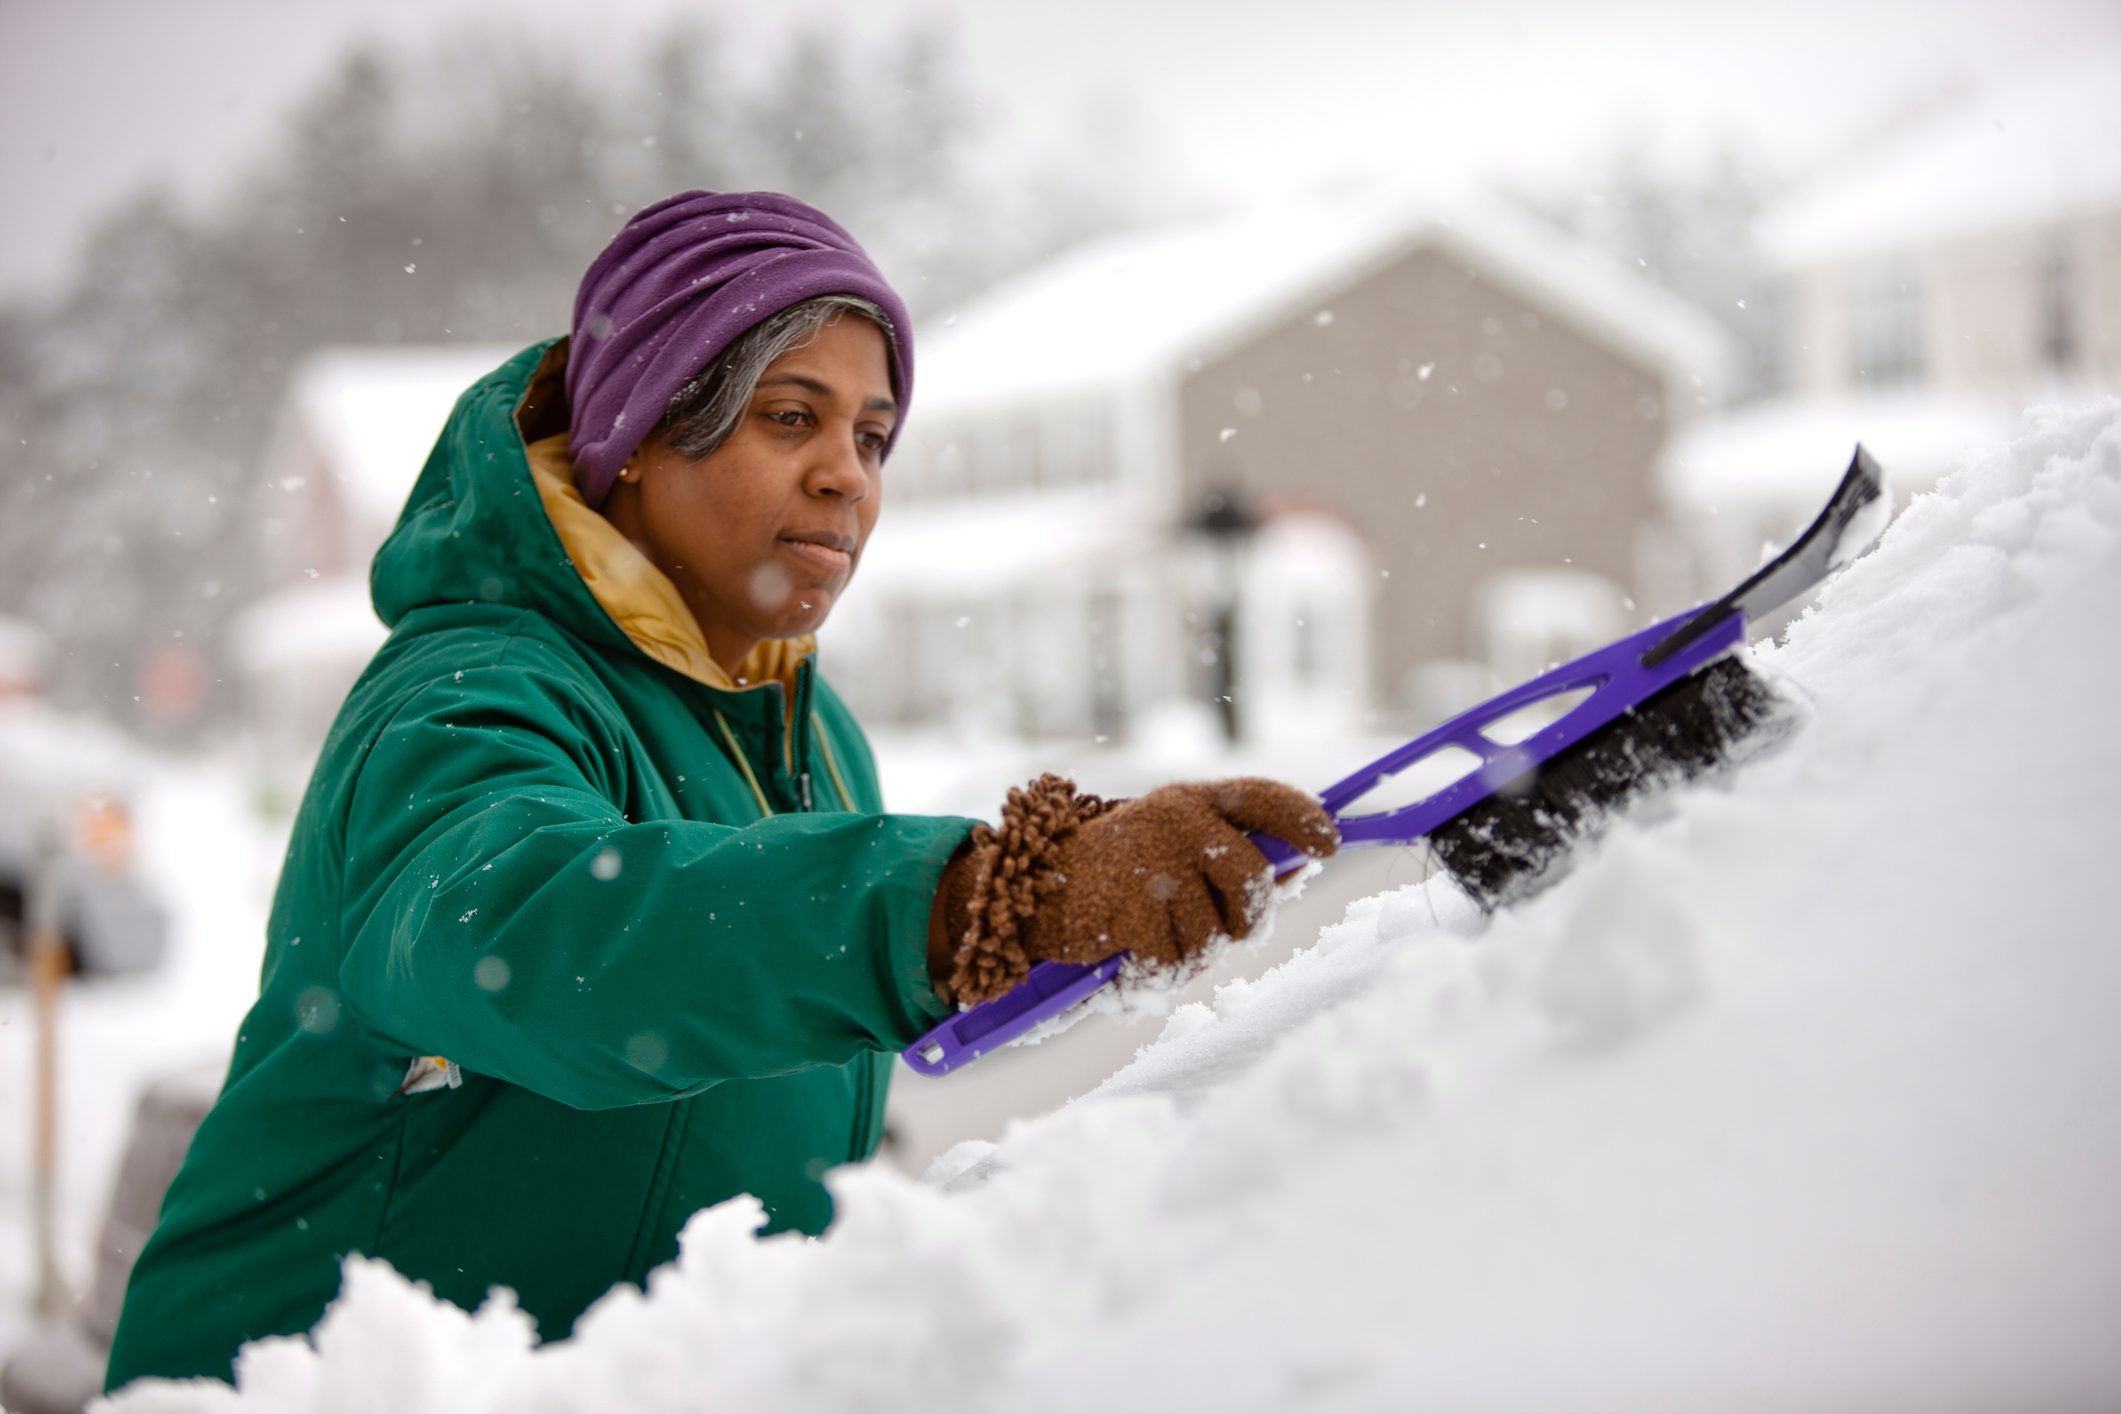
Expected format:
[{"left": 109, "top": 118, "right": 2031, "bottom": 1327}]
[{"left": 74, "top": 793, "right": 134, "bottom": 875}]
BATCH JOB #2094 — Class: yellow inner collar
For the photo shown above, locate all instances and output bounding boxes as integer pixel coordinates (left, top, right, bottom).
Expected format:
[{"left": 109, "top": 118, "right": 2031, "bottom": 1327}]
[{"left": 523, "top": 429, "right": 813, "bottom": 694}]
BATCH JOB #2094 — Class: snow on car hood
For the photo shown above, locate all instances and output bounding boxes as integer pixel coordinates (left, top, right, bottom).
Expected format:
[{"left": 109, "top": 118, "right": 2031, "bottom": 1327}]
[{"left": 104, "top": 398, "right": 2121, "bottom": 1413}]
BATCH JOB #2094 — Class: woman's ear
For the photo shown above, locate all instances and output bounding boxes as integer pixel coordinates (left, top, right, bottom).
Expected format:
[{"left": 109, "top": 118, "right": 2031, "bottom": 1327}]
[{"left": 617, "top": 452, "right": 643, "bottom": 485}]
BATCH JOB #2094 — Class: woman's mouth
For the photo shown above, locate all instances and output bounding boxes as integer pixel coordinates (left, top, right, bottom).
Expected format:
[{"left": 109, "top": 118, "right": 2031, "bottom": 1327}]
[{"left": 779, "top": 532, "right": 854, "bottom": 573}]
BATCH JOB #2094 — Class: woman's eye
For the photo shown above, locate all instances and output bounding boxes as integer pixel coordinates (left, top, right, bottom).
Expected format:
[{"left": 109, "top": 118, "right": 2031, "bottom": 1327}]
[{"left": 765, "top": 409, "right": 810, "bottom": 429}]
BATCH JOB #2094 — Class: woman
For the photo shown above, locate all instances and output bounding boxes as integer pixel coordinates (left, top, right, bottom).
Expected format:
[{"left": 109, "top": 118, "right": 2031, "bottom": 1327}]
[{"left": 105, "top": 191, "right": 1336, "bottom": 1391}]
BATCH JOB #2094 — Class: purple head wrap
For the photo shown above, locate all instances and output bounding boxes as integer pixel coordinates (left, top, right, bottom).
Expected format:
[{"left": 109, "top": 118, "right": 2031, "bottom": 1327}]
[{"left": 565, "top": 190, "right": 915, "bottom": 508}]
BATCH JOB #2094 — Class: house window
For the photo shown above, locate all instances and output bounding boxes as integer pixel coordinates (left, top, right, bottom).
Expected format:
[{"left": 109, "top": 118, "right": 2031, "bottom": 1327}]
[
  {"left": 1011, "top": 414, "right": 1042, "bottom": 489},
  {"left": 1039, "top": 401, "right": 1087, "bottom": 489},
  {"left": 2038, "top": 240, "right": 2079, "bottom": 375},
  {"left": 1851, "top": 265, "right": 1923, "bottom": 387},
  {"left": 929, "top": 437, "right": 968, "bottom": 499},
  {"left": 900, "top": 420, "right": 972, "bottom": 502},
  {"left": 975, "top": 414, "right": 1040, "bottom": 493},
  {"left": 1054, "top": 400, "right": 1116, "bottom": 489},
  {"left": 963, "top": 417, "right": 1020, "bottom": 494},
  {"left": 1290, "top": 598, "right": 1319, "bottom": 686}
]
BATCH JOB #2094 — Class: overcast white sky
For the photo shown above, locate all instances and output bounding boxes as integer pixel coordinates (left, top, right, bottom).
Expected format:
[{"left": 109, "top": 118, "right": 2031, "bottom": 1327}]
[{"left": 4, "top": 0, "right": 2118, "bottom": 303}]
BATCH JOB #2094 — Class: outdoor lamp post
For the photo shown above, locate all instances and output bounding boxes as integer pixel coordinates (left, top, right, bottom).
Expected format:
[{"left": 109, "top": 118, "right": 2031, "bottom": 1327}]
[{"left": 1187, "top": 487, "right": 1259, "bottom": 744}]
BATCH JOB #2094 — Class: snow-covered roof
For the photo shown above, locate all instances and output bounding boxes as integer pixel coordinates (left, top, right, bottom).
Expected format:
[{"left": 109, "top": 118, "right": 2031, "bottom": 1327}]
[
  {"left": 226, "top": 574, "right": 387, "bottom": 675},
  {"left": 850, "top": 485, "right": 1163, "bottom": 597},
  {"left": 275, "top": 345, "right": 519, "bottom": 526},
  {"left": 1659, "top": 392, "right": 2024, "bottom": 510},
  {"left": 917, "top": 187, "right": 1735, "bottom": 410},
  {"left": 1762, "top": 51, "right": 2121, "bottom": 267}
]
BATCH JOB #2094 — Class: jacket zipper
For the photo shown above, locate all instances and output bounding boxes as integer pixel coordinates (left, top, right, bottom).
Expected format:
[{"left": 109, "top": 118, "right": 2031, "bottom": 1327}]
[
  {"left": 791, "top": 663, "right": 816, "bottom": 814},
  {"left": 712, "top": 693, "right": 814, "bottom": 816}
]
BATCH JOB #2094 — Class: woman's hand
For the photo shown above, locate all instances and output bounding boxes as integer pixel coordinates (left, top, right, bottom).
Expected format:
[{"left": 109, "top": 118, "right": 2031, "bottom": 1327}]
[{"left": 929, "top": 774, "right": 1338, "bottom": 1007}]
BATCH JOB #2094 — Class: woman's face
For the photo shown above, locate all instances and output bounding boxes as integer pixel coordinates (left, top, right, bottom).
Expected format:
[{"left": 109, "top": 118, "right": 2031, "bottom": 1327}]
[{"left": 604, "top": 314, "right": 896, "bottom": 675}]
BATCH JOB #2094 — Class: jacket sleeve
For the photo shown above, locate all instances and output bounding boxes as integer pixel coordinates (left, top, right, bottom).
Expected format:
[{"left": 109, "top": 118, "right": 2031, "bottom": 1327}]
[{"left": 334, "top": 665, "right": 972, "bottom": 1111}]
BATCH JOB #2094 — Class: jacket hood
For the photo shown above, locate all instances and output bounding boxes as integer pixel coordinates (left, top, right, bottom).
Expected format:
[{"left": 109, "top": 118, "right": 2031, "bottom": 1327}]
[{"left": 370, "top": 338, "right": 812, "bottom": 692}]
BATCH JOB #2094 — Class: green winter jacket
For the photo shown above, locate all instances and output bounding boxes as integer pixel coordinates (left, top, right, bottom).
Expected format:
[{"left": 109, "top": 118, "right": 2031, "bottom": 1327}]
[{"left": 106, "top": 340, "right": 972, "bottom": 1391}]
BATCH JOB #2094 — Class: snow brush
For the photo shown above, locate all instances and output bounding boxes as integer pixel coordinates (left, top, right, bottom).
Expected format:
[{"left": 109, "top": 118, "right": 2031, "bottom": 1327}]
[{"left": 905, "top": 447, "right": 1888, "bottom": 1077}]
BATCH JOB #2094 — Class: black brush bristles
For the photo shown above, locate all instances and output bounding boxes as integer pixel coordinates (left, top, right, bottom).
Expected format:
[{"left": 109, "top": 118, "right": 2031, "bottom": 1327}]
[{"left": 1428, "top": 656, "right": 1797, "bottom": 911}]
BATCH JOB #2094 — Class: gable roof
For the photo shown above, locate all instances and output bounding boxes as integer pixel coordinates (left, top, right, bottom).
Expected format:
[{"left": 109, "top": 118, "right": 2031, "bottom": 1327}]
[
  {"left": 268, "top": 345, "right": 519, "bottom": 527},
  {"left": 1762, "top": 51, "right": 2121, "bottom": 267},
  {"left": 916, "top": 186, "right": 1734, "bottom": 411}
]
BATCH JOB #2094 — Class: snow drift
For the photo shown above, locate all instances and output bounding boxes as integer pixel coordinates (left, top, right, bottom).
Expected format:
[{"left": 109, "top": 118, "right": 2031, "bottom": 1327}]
[{"left": 105, "top": 401, "right": 2121, "bottom": 1413}]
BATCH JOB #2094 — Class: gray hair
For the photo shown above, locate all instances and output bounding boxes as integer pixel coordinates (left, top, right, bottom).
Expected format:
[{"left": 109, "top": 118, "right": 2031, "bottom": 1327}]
[{"left": 656, "top": 294, "right": 895, "bottom": 459}]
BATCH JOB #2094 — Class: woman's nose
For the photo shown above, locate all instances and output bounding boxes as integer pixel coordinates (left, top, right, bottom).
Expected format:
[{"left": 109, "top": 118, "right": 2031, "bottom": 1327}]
[{"left": 807, "top": 431, "right": 872, "bottom": 500}]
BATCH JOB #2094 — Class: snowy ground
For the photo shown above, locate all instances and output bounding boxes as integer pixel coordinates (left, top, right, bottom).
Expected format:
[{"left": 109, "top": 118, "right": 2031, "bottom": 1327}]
[{"left": 18, "top": 399, "right": 2121, "bottom": 1411}]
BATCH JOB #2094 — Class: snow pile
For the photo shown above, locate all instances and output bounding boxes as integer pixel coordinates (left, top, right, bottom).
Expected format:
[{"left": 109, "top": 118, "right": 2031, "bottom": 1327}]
[{"left": 104, "top": 401, "right": 2121, "bottom": 1412}]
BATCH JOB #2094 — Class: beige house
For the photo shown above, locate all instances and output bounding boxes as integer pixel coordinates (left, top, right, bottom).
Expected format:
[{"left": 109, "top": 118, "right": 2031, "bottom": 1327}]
[
  {"left": 829, "top": 189, "right": 1733, "bottom": 740},
  {"left": 1663, "top": 51, "right": 2120, "bottom": 599},
  {"left": 1772, "top": 51, "right": 2119, "bottom": 404}
]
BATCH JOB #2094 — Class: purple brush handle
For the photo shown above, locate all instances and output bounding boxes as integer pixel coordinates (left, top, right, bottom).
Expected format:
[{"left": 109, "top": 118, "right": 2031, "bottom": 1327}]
[
  {"left": 901, "top": 604, "right": 1748, "bottom": 1077},
  {"left": 905, "top": 445, "right": 1883, "bottom": 1076}
]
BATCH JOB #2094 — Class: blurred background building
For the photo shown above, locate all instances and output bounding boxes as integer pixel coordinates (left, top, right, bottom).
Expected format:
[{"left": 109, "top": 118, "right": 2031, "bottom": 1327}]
[
  {"left": 224, "top": 185, "right": 1742, "bottom": 781},
  {"left": 828, "top": 190, "right": 1732, "bottom": 743},
  {"left": 7, "top": 36, "right": 2096, "bottom": 800},
  {"left": 0, "top": 8, "right": 2113, "bottom": 777},
  {"left": 1661, "top": 50, "right": 2120, "bottom": 600}
]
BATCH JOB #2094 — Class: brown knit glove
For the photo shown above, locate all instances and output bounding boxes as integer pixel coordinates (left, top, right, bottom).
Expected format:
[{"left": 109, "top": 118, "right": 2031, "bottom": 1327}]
[{"left": 933, "top": 774, "right": 1339, "bottom": 1007}]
